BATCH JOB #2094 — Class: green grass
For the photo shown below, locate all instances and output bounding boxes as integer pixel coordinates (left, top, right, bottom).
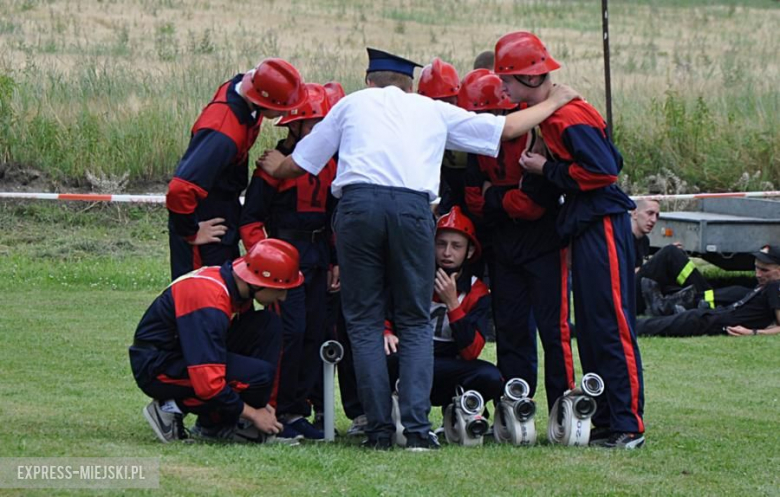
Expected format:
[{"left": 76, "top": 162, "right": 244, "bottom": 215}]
[{"left": 0, "top": 201, "right": 778, "bottom": 495}]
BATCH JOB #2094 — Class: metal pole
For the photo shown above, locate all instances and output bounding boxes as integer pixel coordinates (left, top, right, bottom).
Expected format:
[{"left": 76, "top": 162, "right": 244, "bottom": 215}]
[
  {"left": 319, "top": 340, "right": 344, "bottom": 442},
  {"left": 601, "top": 0, "right": 613, "bottom": 140}
]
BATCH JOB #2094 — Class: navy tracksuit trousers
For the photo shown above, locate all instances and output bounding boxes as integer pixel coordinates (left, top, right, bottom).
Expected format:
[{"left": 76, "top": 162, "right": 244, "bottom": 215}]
[
  {"left": 138, "top": 311, "right": 282, "bottom": 428},
  {"left": 572, "top": 213, "right": 645, "bottom": 434}
]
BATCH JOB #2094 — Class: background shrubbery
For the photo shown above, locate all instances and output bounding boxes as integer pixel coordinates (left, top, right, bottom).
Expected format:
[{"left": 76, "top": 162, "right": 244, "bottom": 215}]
[{"left": 0, "top": 0, "right": 777, "bottom": 192}]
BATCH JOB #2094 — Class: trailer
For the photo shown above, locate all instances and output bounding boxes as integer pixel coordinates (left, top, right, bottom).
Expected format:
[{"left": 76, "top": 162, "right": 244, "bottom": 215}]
[{"left": 648, "top": 198, "right": 780, "bottom": 271}]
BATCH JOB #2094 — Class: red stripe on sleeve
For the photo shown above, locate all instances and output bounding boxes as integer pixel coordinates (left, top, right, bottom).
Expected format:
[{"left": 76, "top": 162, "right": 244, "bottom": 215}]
[
  {"left": 252, "top": 167, "right": 282, "bottom": 189},
  {"left": 569, "top": 163, "right": 617, "bottom": 191},
  {"left": 239, "top": 222, "right": 267, "bottom": 252},
  {"left": 166, "top": 177, "right": 208, "bottom": 214},
  {"left": 501, "top": 189, "right": 546, "bottom": 220},
  {"left": 464, "top": 186, "right": 485, "bottom": 218},
  {"left": 447, "top": 306, "right": 466, "bottom": 323},
  {"left": 459, "top": 331, "right": 485, "bottom": 361}
]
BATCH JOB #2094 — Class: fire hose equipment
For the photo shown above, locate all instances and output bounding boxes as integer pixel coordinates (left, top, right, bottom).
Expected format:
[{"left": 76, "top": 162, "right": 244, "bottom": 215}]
[
  {"left": 547, "top": 373, "right": 605, "bottom": 446},
  {"left": 319, "top": 340, "right": 344, "bottom": 442},
  {"left": 443, "top": 387, "right": 490, "bottom": 447},
  {"left": 493, "top": 378, "right": 537, "bottom": 446},
  {"left": 390, "top": 380, "right": 406, "bottom": 447}
]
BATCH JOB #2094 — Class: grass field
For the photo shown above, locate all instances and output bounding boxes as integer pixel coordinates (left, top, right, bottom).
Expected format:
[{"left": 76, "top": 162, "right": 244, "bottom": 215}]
[
  {"left": 0, "top": 0, "right": 778, "bottom": 193},
  {"left": 1, "top": 201, "right": 778, "bottom": 495}
]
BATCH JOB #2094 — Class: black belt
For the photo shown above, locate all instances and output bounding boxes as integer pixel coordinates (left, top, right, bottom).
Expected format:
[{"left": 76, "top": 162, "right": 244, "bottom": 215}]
[{"left": 274, "top": 227, "right": 327, "bottom": 243}]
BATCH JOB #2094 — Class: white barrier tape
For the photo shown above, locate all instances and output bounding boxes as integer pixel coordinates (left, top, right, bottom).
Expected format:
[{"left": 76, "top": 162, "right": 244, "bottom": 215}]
[
  {"left": 632, "top": 191, "right": 780, "bottom": 201},
  {"left": 0, "top": 192, "right": 248, "bottom": 205},
  {"left": 1, "top": 190, "right": 778, "bottom": 204},
  {"left": 0, "top": 192, "right": 166, "bottom": 203}
]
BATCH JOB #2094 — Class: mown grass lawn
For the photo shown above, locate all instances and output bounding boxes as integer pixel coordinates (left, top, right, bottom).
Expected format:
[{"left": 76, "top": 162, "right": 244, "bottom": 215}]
[{"left": 0, "top": 202, "right": 778, "bottom": 495}]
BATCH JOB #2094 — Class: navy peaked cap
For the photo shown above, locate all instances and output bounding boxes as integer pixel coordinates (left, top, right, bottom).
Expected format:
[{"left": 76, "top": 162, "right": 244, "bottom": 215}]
[
  {"left": 366, "top": 48, "right": 422, "bottom": 77},
  {"left": 754, "top": 245, "right": 780, "bottom": 265}
]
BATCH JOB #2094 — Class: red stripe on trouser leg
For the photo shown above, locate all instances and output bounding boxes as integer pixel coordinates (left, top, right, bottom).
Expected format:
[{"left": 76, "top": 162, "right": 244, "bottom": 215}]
[
  {"left": 156, "top": 374, "right": 193, "bottom": 387},
  {"left": 603, "top": 217, "right": 644, "bottom": 433},
  {"left": 558, "top": 247, "right": 576, "bottom": 390},
  {"left": 192, "top": 245, "right": 202, "bottom": 270},
  {"left": 182, "top": 398, "right": 205, "bottom": 407}
]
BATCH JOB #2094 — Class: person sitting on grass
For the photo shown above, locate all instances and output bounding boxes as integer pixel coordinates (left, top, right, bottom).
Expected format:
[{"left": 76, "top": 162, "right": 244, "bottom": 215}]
[
  {"left": 632, "top": 198, "right": 752, "bottom": 316},
  {"left": 637, "top": 245, "right": 780, "bottom": 338},
  {"left": 384, "top": 206, "right": 502, "bottom": 447},
  {"left": 129, "top": 239, "right": 304, "bottom": 444}
]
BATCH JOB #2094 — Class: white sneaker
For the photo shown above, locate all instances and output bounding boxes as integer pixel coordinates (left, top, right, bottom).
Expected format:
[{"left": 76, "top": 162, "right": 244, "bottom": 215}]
[{"left": 143, "top": 400, "right": 189, "bottom": 443}]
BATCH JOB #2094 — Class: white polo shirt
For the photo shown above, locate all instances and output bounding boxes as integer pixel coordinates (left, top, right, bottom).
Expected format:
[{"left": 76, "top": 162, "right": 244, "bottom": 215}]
[{"left": 291, "top": 86, "right": 506, "bottom": 200}]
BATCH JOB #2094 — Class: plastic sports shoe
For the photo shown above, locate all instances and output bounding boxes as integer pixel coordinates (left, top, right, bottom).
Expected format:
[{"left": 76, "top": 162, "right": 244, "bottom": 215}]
[
  {"left": 191, "top": 419, "right": 266, "bottom": 444},
  {"left": 287, "top": 418, "right": 325, "bottom": 440},
  {"left": 143, "top": 400, "right": 189, "bottom": 443},
  {"left": 276, "top": 423, "right": 305, "bottom": 442},
  {"left": 361, "top": 435, "right": 393, "bottom": 451},
  {"left": 602, "top": 432, "right": 645, "bottom": 450},
  {"left": 346, "top": 415, "right": 368, "bottom": 437},
  {"left": 588, "top": 426, "right": 612, "bottom": 446},
  {"left": 404, "top": 431, "right": 441, "bottom": 451}
]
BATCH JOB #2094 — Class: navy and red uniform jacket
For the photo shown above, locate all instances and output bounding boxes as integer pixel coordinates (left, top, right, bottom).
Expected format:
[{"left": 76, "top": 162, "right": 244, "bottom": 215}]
[
  {"left": 130, "top": 262, "right": 252, "bottom": 419},
  {"left": 239, "top": 139, "right": 338, "bottom": 268},
  {"left": 465, "top": 131, "right": 563, "bottom": 263},
  {"left": 385, "top": 274, "right": 491, "bottom": 361},
  {"left": 166, "top": 74, "right": 262, "bottom": 243},
  {"left": 539, "top": 100, "right": 635, "bottom": 239}
]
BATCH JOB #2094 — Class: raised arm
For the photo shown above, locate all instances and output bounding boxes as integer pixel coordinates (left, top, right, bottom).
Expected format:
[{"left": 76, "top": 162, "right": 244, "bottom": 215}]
[{"left": 501, "top": 84, "right": 579, "bottom": 141}]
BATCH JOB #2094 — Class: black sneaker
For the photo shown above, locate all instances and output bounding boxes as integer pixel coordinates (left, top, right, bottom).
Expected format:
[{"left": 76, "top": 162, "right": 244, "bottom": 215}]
[
  {"left": 191, "top": 419, "right": 266, "bottom": 444},
  {"left": 588, "top": 426, "right": 611, "bottom": 446},
  {"left": 287, "top": 418, "right": 325, "bottom": 441},
  {"left": 405, "top": 431, "right": 441, "bottom": 452},
  {"left": 361, "top": 435, "right": 393, "bottom": 451},
  {"left": 602, "top": 432, "right": 645, "bottom": 450}
]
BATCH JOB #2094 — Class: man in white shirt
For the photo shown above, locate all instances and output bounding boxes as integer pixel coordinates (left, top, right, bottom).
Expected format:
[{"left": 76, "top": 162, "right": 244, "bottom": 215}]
[{"left": 258, "top": 47, "right": 578, "bottom": 450}]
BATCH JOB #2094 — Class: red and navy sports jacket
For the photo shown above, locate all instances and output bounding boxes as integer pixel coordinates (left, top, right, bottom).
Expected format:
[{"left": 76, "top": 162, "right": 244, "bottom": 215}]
[
  {"left": 539, "top": 99, "right": 635, "bottom": 239},
  {"left": 239, "top": 139, "right": 338, "bottom": 268},
  {"left": 130, "top": 262, "right": 252, "bottom": 419},
  {"left": 166, "top": 74, "right": 262, "bottom": 242},
  {"left": 465, "top": 131, "right": 563, "bottom": 263},
  {"left": 385, "top": 273, "right": 491, "bottom": 361}
]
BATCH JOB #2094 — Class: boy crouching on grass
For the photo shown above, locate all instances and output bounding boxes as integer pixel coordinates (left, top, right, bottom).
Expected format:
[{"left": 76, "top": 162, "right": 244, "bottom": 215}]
[{"left": 129, "top": 239, "right": 303, "bottom": 444}]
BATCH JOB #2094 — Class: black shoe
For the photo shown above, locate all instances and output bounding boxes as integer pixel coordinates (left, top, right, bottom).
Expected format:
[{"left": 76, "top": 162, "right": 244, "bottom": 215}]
[
  {"left": 405, "top": 431, "right": 441, "bottom": 451},
  {"left": 641, "top": 278, "right": 666, "bottom": 316},
  {"left": 668, "top": 285, "right": 697, "bottom": 310},
  {"left": 361, "top": 435, "right": 393, "bottom": 451},
  {"left": 602, "top": 432, "right": 645, "bottom": 450},
  {"left": 589, "top": 426, "right": 611, "bottom": 446}
]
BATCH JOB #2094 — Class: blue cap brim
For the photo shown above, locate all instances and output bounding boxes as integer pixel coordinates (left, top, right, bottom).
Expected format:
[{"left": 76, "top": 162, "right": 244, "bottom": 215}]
[{"left": 366, "top": 48, "right": 422, "bottom": 78}]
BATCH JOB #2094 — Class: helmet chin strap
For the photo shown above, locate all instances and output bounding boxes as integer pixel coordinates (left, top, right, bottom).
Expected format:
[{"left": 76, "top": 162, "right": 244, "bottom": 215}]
[
  {"left": 441, "top": 266, "right": 461, "bottom": 276},
  {"left": 514, "top": 73, "right": 547, "bottom": 89},
  {"left": 246, "top": 284, "right": 263, "bottom": 300},
  {"left": 288, "top": 124, "right": 301, "bottom": 144}
]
